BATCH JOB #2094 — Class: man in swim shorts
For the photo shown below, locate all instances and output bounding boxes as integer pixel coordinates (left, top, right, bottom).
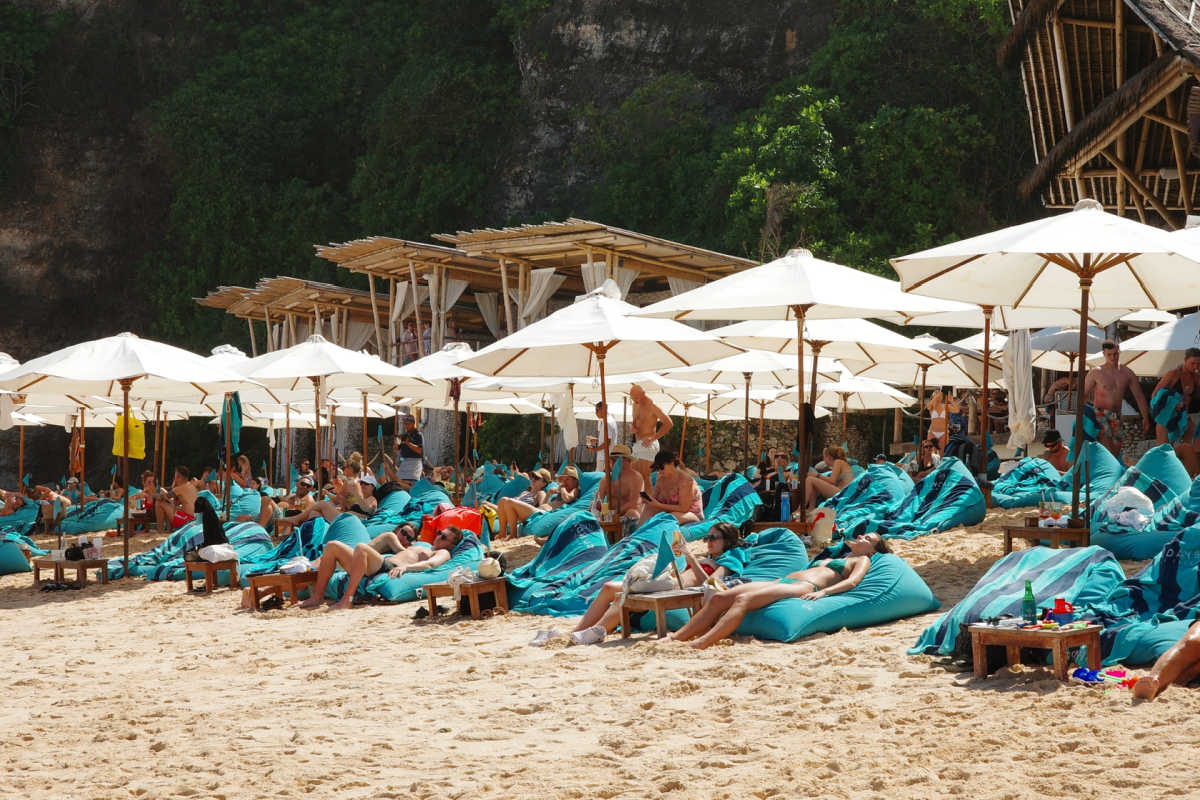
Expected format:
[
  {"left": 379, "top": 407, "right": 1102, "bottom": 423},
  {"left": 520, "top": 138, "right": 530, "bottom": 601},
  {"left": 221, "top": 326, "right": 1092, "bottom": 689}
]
[
  {"left": 628, "top": 383, "right": 672, "bottom": 489},
  {"left": 1084, "top": 339, "right": 1150, "bottom": 459}
]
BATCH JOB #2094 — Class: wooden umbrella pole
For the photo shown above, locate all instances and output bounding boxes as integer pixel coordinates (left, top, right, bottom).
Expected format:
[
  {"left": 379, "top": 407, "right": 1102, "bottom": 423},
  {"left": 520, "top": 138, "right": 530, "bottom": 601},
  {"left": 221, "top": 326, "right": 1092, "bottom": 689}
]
[
  {"left": 918, "top": 364, "right": 928, "bottom": 443},
  {"left": 362, "top": 391, "right": 368, "bottom": 462},
  {"left": 223, "top": 392, "right": 233, "bottom": 520},
  {"left": 793, "top": 306, "right": 810, "bottom": 498},
  {"left": 742, "top": 373, "right": 751, "bottom": 467},
  {"left": 980, "top": 306, "right": 993, "bottom": 458},
  {"left": 597, "top": 346, "right": 613, "bottom": 514},
  {"left": 453, "top": 381, "right": 461, "bottom": 500},
  {"left": 567, "top": 382, "right": 575, "bottom": 466},
  {"left": 120, "top": 378, "right": 133, "bottom": 577},
  {"left": 160, "top": 419, "right": 169, "bottom": 484},
  {"left": 680, "top": 404, "right": 689, "bottom": 464},
  {"left": 311, "top": 378, "right": 321, "bottom": 490},
  {"left": 79, "top": 406, "right": 86, "bottom": 494},
  {"left": 705, "top": 394, "right": 712, "bottom": 474},
  {"left": 152, "top": 400, "right": 161, "bottom": 486},
  {"left": 1070, "top": 279, "right": 1092, "bottom": 520},
  {"left": 285, "top": 403, "right": 292, "bottom": 490},
  {"left": 538, "top": 408, "right": 545, "bottom": 462},
  {"left": 17, "top": 425, "right": 24, "bottom": 487},
  {"left": 842, "top": 394, "right": 848, "bottom": 440},
  {"left": 757, "top": 401, "right": 765, "bottom": 464}
]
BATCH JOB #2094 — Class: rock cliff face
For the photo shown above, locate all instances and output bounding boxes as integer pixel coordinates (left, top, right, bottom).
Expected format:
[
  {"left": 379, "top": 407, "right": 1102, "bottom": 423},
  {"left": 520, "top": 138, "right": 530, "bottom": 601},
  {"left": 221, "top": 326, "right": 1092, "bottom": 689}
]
[
  {"left": 502, "top": 0, "right": 831, "bottom": 217},
  {"left": 0, "top": 0, "right": 831, "bottom": 485}
]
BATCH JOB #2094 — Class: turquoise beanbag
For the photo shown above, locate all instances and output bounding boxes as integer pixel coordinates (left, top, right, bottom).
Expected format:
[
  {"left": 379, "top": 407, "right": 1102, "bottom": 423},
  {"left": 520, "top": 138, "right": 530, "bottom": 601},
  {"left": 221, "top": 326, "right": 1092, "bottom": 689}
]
[
  {"left": 734, "top": 553, "right": 940, "bottom": 642},
  {"left": 0, "top": 541, "right": 31, "bottom": 574}
]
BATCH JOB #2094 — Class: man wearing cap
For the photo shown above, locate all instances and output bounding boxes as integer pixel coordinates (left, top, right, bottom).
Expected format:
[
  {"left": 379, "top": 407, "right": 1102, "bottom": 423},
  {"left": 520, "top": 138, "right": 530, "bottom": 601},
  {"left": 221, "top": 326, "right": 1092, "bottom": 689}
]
[
  {"left": 1040, "top": 429, "right": 1071, "bottom": 473},
  {"left": 393, "top": 413, "right": 424, "bottom": 485},
  {"left": 592, "top": 443, "right": 644, "bottom": 524}
]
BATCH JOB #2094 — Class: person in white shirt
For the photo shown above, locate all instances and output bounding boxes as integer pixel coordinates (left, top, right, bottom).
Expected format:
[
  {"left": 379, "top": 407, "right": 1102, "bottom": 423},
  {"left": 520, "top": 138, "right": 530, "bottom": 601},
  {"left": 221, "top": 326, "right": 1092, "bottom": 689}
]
[{"left": 588, "top": 401, "right": 620, "bottom": 471}]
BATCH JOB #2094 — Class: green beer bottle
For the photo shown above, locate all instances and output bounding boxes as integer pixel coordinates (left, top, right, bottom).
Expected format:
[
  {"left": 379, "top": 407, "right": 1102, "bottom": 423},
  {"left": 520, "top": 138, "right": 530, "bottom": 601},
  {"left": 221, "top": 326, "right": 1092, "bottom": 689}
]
[{"left": 1021, "top": 580, "right": 1038, "bottom": 625}]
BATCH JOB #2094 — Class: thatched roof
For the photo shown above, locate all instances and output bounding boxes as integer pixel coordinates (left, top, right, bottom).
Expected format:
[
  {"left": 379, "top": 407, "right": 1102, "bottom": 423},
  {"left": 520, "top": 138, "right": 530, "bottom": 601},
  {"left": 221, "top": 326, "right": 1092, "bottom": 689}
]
[{"left": 999, "top": 0, "right": 1200, "bottom": 224}]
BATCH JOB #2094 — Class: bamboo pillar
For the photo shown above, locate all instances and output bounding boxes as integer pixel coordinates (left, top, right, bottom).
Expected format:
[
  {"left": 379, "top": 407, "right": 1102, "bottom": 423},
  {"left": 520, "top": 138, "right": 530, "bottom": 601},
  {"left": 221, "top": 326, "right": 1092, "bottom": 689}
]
[
  {"left": 247, "top": 319, "right": 258, "bottom": 357},
  {"left": 499, "top": 257, "right": 515, "bottom": 335},
  {"left": 409, "top": 261, "right": 425, "bottom": 358},
  {"left": 120, "top": 378, "right": 133, "bottom": 576},
  {"left": 368, "top": 274, "right": 384, "bottom": 356}
]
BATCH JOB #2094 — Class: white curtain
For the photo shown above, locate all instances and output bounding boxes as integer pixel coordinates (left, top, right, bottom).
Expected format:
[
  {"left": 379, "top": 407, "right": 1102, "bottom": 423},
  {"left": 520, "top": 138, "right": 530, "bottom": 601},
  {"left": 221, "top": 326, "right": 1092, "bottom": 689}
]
[
  {"left": 389, "top": 280, "right": 409, "bottom": 325},
  {"left": 1003, "top": 328, "right": 1036, "bottom": 453},
  {"left": 580, "top": 262, "right": 607, "bottom": 292},
  {"left": 441, "top": 277, "right": 469, "bottom": 341},
  {"left": 397, "top": 284, "right": 430, "bottom": 324},
  {"left": 475, "top": 292, "right": 503, "bottom": 339},
  {"left": 667, "top": 277, "right": 702, "bottom": 296},
  {"left": 556, "top": 391, "right": 578, "bottom": 450},
  {"left": 522, "top": 268, "right": 566, "bottom": 322},
  {"left": 613, "top": 267, "right": 639, "bottom": 299},
  {"left": 343, "top": 320, "right": 374, "bottom": 353}
]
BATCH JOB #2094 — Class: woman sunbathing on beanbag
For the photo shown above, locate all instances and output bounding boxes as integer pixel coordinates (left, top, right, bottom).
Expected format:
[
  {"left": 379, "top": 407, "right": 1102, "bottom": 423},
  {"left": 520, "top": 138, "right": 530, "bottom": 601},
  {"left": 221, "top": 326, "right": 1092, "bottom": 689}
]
[
  {"left": 668, "top": 532, "right": 891, "bottom": 649},
  {"left": 531, "top": 522, "right": 744, "bottom": 646},
  {"left": 299, "top": 524, "right": 463, "bottom": 611}
]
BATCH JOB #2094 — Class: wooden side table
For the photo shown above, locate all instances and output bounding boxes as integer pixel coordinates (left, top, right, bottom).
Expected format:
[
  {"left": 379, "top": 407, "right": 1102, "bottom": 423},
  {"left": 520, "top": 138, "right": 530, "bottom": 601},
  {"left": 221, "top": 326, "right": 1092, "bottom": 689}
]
[
  {"left": 968, "top": 623, "right": 1102, "bottom": 681},
  {"left": 1002, "top": 523, "right": 1090, "bottom": 554},
  {"left": 620, "top": 588, "right": 705, "bottom": 638},
  {"left": 600, "top": 520, "right": 624, "bottom": 545},
  {"left": 424, "top": 577, "right": 509, "bottom": 619},
  {"left": 248, "top": 571, "right": 318, "bottom": 610},
  {"left": 183, "top": 559, "right": 239, "bottom": 594},
  {"left": 748, "top": 520, "right": 809, "bottom": 535},
  {"left": 32, "top": 558, "right": 109, "bottom": 587}
]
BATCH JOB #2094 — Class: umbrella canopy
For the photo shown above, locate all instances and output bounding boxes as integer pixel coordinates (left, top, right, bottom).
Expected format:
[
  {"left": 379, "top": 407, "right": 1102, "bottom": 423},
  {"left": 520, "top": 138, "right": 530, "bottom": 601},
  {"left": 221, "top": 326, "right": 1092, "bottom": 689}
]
[
  {"left": 664, "top": 349, "right": 843, "bottom": 386},
  {"left": 908, "top": 305, "right": 1129, "bottom": 330},
  {"left": 394, "top": 342, "right": 485, "bottom": 383},
  {"left": 1095, "top": 310, "right": 1200, "bottom": 376},
  {"left": 0, "top": 332, "right": 256, "bottom": 400},
  {"left": 710, "top": 318, "right": 940, "bottom": 366},
  {"left": 235, "top": 334, "right": 415, "bottom": 394},
  {"left": 415, "top": 396, "right": 548, "bottom": 415},
  {"left": 892, "top": 198, "right": 1200, "bottom": 516},
  {"left": 807, "top": 375, "right": 917, "bottom": 411},
  {"left": 458, "top": 282, "right": 742, "bottom": 377},
  {"left": 1119, "top": 308, "right": 1176, "bottom": 324}
]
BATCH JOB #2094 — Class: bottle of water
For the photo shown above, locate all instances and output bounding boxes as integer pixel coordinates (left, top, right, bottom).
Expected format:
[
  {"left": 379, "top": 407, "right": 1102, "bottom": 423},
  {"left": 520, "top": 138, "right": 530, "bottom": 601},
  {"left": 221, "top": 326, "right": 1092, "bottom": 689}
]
[{"left": 780, "top": 491, "right": 791, "bottom": 522}]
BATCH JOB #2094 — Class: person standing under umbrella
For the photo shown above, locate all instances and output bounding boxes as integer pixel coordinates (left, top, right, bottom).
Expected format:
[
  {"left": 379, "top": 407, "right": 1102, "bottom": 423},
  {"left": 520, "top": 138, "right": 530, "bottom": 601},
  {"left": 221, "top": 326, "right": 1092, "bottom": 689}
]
[
  {"left": 1085, "top": 340, "right": 1150, "bottom": 460},
  {"left": 393, "top": 413, "right": 424, "bottom": 485},
  {"left": 629, "top": 384, "right": 672, "bottom": 488},
  {"left": 1150, "top": 347, "right": 1200, "bottom": 474}
]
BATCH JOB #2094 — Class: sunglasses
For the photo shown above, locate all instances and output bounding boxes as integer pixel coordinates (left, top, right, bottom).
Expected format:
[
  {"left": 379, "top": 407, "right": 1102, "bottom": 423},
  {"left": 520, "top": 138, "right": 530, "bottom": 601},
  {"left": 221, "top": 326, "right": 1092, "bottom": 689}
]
[{"left": 704, "top": 534, "right": 725, "bottom": 542}]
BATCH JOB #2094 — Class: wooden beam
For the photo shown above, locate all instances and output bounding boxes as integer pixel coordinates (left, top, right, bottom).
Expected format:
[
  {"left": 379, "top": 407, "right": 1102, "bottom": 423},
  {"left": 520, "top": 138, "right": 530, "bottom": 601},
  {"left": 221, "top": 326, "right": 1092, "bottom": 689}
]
[
  {"left": 1163, "top": 91, "right": 1193, "bottom": 216},
  {"left": 247, "top": 318, "right": 258, "bottom": 357},
  {"left": 499, "top": 257, "right": 514, "bottom": 336},
  {"left": 1101, "top": 149, "right": 1179, "bottom": 228},
  {"left": 409, "top": 260, "right": 425, "bottom": 358},
  {"left": 367, "top": 273, "right": 384, "bottom": 357}
]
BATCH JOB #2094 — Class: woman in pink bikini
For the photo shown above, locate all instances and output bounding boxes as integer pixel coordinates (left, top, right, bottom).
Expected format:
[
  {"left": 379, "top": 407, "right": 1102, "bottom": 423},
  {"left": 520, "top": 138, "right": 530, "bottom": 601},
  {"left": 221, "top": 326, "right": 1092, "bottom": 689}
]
[{"left": 638, "top": 449, "right": 704, "bottom": 526}]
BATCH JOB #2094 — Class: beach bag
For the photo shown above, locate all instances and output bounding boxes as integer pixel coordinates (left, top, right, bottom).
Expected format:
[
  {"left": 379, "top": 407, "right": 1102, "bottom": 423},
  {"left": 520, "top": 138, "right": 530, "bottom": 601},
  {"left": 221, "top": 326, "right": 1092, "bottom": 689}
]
[
  {"left": 622, "top": 552, "right": 677, "bottom": 594},
  {"left": 199, "top": 544, "right": 237, "bottom": 563}
]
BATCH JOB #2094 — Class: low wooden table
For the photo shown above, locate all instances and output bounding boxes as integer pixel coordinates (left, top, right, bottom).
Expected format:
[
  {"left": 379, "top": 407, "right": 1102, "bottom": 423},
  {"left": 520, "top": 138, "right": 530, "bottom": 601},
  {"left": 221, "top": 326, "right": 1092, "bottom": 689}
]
[
  {"left": 620, "top": 588, "right": 706, "bottom": 638},
  {"left": 748, "top": 520, "right": 809, "bottom": 535},
  {"left": 32, "top": 558, "right": 108, "bottom": 587},
  {"left": 600, "top": 520, "right": 625, "bottom": 545},
  {"left": 183, "top": 559, "right": 239, "bottom": 594},
  {"left": 424, "top": 577, "right": 509, "bottom": 619},
  {"left": 248, "top": 571, "right": 317, "bottom": 610},
  {"left": 968, "top": 623, "right": 1102, "bottom": 681},
  {"left": 1002, "top": 520, "right": 1090, "bottom": 554}
]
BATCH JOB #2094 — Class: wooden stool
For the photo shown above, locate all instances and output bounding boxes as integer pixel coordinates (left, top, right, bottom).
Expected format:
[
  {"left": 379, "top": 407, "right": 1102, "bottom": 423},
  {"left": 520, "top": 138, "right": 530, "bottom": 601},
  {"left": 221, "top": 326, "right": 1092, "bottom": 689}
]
[
  {"left": 424, "top": 577, "right": 509, "bottom": 619},
  {"left": 620, "top": 588, "right": 705, "bottom": 638},
  {"left": 248, "top": 571, "right": 318, "bottom": 610},
  {"left": 968, "top": 623, "right": 1102, "bottom": 681},
  {"left": 183, "top": 560, "right": 239, "bottom": 594},
  {"left": 1003, "top": 517, "right": 1090, "bottom": 554}
]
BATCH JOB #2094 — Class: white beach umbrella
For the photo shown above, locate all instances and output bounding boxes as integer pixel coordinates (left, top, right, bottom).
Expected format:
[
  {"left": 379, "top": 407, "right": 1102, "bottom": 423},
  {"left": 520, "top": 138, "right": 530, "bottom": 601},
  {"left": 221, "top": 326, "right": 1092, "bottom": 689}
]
[
  {"left": 1120, "top": 308, "right": 1176, "bottom": 324},
  {"left": 458, "top": 281, "right": 743, "bottom": 499},
  {"left": 636, "top": 247, "right": 969, "bottom": 473},
  {"left": 1095, "top": 310, "right": 1200, "bottom": 377},
  {"left": 0, "top": 332, "right": 263, "bottom": 571},
  {"left": 893, "top": 198, "right": 1200, "bottom": 515},
  {"left": 710, "top": 318, "right": 941, "bottom": 366}
]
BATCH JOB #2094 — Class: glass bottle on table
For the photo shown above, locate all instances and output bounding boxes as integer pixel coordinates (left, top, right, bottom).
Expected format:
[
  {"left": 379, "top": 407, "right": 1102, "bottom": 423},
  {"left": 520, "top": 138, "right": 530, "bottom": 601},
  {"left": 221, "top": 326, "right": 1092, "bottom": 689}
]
[{"left": 1022, "top": 580, "right": 1038, "bottom": 625}]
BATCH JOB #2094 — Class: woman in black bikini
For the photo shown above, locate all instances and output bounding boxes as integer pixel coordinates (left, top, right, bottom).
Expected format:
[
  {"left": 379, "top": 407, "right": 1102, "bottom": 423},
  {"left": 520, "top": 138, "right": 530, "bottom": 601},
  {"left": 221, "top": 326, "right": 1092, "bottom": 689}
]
[{"left": 668, "top": 532, "right": 891, "bottom": 650}]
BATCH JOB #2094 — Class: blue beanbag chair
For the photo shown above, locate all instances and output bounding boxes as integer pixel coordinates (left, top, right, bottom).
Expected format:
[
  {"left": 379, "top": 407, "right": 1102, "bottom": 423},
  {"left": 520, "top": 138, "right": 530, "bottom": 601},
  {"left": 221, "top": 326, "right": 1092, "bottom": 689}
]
[
  {"left": 1090, "top": 445, "right": 1191, "bottom": 559},
  {"left": 735, "top": 553, "right": 939, "bottom": 642},
  {"left": 0, "top": 541, "right": 31, "bottom": 574}
]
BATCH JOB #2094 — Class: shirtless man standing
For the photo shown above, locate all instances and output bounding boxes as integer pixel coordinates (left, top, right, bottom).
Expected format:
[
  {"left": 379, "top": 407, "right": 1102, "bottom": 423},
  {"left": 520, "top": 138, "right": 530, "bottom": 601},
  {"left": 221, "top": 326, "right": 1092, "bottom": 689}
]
[
  {"left": 155, "top": 465, "right": 199, "bottom": 530},
  {"left": 628, "top": 384, "right": 672, "bottom": 489},
  {"left": 1084, "top": 339, "right": 1150, "bottom": 459},
  {"left": 1151, "top": 348, "right": 1200, "bottom": 475}
]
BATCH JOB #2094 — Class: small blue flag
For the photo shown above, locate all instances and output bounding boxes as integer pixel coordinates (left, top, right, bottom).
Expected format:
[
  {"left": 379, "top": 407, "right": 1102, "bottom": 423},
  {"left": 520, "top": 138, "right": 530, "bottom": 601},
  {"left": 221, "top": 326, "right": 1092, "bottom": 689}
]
[{"left": 652, "top": 530, "right": 683, "bottom": 579}]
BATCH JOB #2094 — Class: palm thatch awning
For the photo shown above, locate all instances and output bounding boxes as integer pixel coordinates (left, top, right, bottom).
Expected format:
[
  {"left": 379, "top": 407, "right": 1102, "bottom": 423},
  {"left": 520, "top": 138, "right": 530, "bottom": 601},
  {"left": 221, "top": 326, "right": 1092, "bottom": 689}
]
[{"left": 999, "top": 0, "right": 1200, "bottom": 226}]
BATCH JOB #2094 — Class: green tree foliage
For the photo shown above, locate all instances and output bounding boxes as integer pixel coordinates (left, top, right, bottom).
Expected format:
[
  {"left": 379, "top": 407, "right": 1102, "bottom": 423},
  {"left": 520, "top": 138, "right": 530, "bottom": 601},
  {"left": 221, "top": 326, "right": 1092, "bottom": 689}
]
[
  {"left": 712, "top": 81, "right": 840, "bottom": 260},
  {"left": 139, "top": 0, "right": 517, "bottom": 348}
]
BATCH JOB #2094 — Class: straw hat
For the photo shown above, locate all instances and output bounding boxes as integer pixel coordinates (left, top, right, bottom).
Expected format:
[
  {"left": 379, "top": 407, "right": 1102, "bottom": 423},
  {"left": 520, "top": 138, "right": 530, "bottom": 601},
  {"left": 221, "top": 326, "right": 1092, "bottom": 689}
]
[{"left": 609, "top": 443, "right": 633, "bottom": 458}]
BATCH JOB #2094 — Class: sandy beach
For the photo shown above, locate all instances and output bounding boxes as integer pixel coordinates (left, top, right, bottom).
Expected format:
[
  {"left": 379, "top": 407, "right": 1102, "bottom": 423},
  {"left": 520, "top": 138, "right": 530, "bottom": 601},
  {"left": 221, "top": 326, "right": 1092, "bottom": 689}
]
[{"left": 4, "top": 510, "right": 1198, "bottom": 800}]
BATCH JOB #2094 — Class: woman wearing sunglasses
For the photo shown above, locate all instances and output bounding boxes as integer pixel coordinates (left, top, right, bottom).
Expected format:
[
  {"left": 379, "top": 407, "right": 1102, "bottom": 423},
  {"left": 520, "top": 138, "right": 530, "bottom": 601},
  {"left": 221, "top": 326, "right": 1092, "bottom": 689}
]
[
  {"left": 532, "top": 522, "right": 745, "bottom": 646},
  {"left": 299, "top": 524, "right": 464, "bottom": 610}
]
